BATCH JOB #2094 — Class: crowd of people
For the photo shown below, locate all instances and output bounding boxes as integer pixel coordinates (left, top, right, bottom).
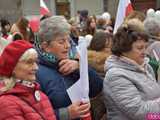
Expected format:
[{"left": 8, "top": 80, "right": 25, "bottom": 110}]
[{"left": 0, "top": 8, "right": 160, "bottom": 120}]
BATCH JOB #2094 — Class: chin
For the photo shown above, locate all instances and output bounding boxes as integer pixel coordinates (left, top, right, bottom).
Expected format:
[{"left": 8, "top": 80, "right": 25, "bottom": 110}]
[
  {"left": 60, "top": 56, "right": 69, "bottom": 60},
  {"left": 138, "top": 61, "right": 144, "bottom": 65},
  {"left": 28, "top": 76, "right": 36, "bottom": 81}
]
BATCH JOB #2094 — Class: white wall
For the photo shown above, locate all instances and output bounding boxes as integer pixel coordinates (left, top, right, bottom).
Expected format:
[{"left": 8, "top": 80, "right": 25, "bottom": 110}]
[
  {"left": 106, "top": 0, "right": 119, "bottom": 17},
  {"left": 70, "top": 0, "right": 104, "bottom": 16},
  {"left": 22, "top": 0, "right": 56, "bottom": 17},
  {"left": 0, "top": 0, "right": 22, "bottom": 23},
  {"left": 22, "top": 0, "right": 39, "bottom": 16}
]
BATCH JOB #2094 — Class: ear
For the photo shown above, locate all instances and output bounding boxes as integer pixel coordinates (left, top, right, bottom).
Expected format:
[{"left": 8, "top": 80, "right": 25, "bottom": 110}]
[{"left": 41, "top": 41, "right": 50, "bottom": 52}]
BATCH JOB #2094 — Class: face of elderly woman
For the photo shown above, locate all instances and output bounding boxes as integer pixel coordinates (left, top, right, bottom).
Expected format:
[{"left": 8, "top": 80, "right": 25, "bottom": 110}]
[
  {"left": 123, "top": 39, "right": 147, "bottom": 65},
  {"left": 13, "top": 52, "right": 38, "bottom": 81},
  {"left": 44, "top": 34, "right": 71, "bottom": 60}
]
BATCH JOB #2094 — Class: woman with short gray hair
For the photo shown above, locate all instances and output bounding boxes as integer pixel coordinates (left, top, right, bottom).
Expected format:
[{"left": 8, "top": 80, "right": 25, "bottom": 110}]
[
  {"left": 144, "top": 17, "right": 160, "bottom": 79},
  {"left": 35, "top": 16, "right": 103, "bottom": 120},
  {"left": 144, "top": 17, "right": 160, "bottom": 39},
  {"left": 39, "top": 16, "right": 71, "bottom": 43}
]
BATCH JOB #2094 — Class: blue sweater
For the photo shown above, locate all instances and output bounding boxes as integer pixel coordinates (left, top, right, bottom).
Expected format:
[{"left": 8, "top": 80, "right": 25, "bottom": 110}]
[{"left": 36, "top": 57, "right": 103, "bottom": 120}]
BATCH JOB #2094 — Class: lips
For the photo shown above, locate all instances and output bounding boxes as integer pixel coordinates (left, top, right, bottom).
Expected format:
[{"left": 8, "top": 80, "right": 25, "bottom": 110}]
[{"left": 29, "top": 71, "right": 37, "bottom": 75}]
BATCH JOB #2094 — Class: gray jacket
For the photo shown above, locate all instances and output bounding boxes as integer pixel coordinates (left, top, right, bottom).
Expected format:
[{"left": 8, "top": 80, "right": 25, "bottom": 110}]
[{"left": 103, "top": 55, "right": 160, "bottom": 120}]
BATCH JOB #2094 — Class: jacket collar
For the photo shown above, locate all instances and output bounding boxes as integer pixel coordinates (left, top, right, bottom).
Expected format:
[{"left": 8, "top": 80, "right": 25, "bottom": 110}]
[{"left": 0, "top": 81, "right": 40, "bottom": 96}]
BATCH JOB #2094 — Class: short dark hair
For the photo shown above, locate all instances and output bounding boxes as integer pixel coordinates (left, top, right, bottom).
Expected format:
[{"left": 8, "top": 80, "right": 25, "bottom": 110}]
[
  {"left": 111, "top": 24, "right": 148, "bottom": 56},
  {"left": 0, "top": 19, "right": 10, "bottom": 28},
  {"left": 89, "top": 30, "right": 112, "bottom": 51}
]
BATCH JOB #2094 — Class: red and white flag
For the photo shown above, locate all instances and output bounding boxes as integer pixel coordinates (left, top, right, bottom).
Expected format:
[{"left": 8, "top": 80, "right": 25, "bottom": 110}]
[
  {"left": 40, "top": 0, "right": 50, "bottom": 16},
  {"left": 113, "top": 0, "right": 133, "bottom": 34}
]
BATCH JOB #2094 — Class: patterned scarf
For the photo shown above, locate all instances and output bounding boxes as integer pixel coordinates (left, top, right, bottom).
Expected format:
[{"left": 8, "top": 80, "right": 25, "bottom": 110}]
[{"left": 34, "top": 35, "right": 77, "bottom": 64}]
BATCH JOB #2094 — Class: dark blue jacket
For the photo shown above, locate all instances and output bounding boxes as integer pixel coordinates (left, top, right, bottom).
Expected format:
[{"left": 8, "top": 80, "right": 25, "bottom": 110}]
[{"left": 36, "top": 56, "right": 103, "bottom": 120}]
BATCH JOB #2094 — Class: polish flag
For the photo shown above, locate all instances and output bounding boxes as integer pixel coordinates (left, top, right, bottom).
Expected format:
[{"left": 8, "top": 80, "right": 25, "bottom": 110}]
[
  {"left": 113, "top": 0, "right": 133, "bottom": 34},
  {"left": 40, "top": 0, "right": 50, "bottom": 16}
]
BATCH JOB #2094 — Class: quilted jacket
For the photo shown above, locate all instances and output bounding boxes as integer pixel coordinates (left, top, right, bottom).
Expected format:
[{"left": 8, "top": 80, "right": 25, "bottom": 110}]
[
  {"left": 0, "top": 82, "right": 57, "bottom": 120},
  {"left": 103, "top": 55, "right": 160, "bottom": 120}
]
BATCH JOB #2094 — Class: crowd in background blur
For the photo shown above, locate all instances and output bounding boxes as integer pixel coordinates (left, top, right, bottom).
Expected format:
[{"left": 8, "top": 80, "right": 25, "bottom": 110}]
[{"left": 1, "top": 7, "right": 160, "bottom": 120}]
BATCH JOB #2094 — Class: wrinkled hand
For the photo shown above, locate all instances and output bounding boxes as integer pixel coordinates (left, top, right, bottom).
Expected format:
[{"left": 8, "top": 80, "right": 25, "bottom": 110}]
[
  {"left": 58, "top": 59, "right": 79, "bottom": 75},
  {"left": 68, "top": 101, "right": 90, "bottom": 119}
]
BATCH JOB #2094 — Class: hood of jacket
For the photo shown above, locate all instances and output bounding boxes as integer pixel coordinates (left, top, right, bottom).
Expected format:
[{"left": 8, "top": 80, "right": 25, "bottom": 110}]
[
  {"left": 0, "top": 82, "right": 40, "bottom": 97},
  {"left": 104, "top": 55, "right": 149, "bottom": 73}
]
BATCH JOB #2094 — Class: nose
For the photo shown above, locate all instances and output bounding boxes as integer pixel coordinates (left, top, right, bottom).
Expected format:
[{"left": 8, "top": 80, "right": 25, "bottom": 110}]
[
  {"left": 64, "top": 39, "right": 71, "bottom": 49},
  {"left": 33, "top": 62, "right": 39, "bottom": 71}
]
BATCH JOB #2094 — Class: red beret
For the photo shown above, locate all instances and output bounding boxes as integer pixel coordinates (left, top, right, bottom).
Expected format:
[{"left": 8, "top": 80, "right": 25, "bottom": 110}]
[{"left": 0, "top": 40, "right": 33, "bottom": 77}]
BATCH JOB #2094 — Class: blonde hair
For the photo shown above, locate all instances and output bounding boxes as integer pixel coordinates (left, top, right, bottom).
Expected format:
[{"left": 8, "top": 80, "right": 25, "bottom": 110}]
[
  {"left": 0, "top": 77, "right": 16, "bottom": 92},
  {"left": 19, "top": 48, "right": 37, "bottom": 61},
  {"left": 124, "top": 18, "right": 144, "bottom": 32},
  {"left": 0, "top": 48, "right": 37, "bottom": 92}
]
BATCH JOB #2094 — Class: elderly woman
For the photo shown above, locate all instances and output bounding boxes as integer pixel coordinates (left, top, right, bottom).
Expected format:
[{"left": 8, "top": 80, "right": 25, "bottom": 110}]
[
  {"left": 0, "top": 40, "right": 56, "bottom": 120},
  {"left": 103, "top": 22, "right": 160, "bottom": 120},
  {"left": 35, "top": 16, "right": 103, "bottom": 120},
  {"left": 144, "top": 17, "right": 160, "bottom": 79}
]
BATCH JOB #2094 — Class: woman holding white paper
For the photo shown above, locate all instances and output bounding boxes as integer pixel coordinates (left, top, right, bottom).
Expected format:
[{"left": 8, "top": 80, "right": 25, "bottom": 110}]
[{"left": 35, "top": 16, "right": 103, "bottom": 120}]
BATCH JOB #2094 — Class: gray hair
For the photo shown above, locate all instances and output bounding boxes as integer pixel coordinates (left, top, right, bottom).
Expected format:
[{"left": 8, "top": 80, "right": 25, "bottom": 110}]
[
  {"left": 38, "top": 16, "right": 71, "bottom": 44},
  {"left": 144, "top": 18, "right": 160, "bottom": 36}
]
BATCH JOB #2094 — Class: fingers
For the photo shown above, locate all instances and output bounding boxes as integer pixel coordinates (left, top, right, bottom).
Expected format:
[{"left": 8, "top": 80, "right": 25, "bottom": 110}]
[
  {"left": 68, "top": 101, "right": 91, "bottom": 119},
  {"left": 59, "top": 59, "right": 70, "bottom": 74},
  {"left": 59, "top": 59, "right": 78, "bottom": 75},
  {"left": 80, "top": 112, "right": 91, "bottom": 118},
  {"left": 78, "top": 103, "right": 90, "bottom": 115},
  {"left": 68, "top": 101, "right": 81, "bottom": 119},
  {"left": 59, "top": 59, "right": 68, "bottom": 67}
]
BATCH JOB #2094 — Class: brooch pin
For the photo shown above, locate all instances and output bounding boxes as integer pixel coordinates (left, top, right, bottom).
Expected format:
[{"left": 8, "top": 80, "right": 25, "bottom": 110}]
[{"left": 35, "top": 90, "right": 41, "bottom": 101}]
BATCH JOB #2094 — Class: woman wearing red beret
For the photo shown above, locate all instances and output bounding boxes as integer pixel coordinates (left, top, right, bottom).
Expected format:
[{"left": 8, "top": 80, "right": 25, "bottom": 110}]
[{"left": 0, "top": 40, "right": 56, "bottom": 120}]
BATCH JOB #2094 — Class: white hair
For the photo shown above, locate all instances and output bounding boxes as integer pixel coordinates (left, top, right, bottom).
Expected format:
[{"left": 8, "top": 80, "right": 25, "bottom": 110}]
[
  {"left": 38, "top": 16, "right": 71, "bottom": 44},
  {"left": 102, "top": 12, "right": 111, "bottom": 20},
  {"left": 19, "top": 48, "right": 37, "bottom": 61}
]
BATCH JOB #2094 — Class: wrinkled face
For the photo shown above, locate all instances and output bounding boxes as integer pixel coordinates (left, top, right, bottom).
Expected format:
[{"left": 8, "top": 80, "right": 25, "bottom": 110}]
[
  {"left": 123, "top": 40, "right": 147, "bottom": 65},
  {"left": 44, "top": 34, "right": 71, "bottom": 60},
  {"left": 13, "top": 53, "right": 38, "bottom": 81}
]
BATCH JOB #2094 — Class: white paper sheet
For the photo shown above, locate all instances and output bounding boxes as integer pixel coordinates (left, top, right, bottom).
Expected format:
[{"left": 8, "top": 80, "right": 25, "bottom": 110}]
[{"left": 67, "top": 37, "right": 89, "bottom": 102}]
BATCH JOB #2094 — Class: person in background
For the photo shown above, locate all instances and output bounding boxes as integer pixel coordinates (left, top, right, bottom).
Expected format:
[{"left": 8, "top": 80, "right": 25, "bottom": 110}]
[
  {"left": 79, "top": 10, "right": 89, "bottom": 35},
  {"left": 10, "top": 17, "right": 30, "bottom": 41},
  {"left": 103, "top": 21, "right": 160, "bottom": 120},
  {"left": 101, "top": 12, "right": 111, "bottom": 26},
  {"left": 0, "top": 36, "right": 10, "bottom": 55},
  {"left": 96, "top": 17, "right": 107, "bottom": 31},
  {"left": 68, "top": 17, "right": 80, "bottom": 45},
  {"left": 0, "top": 19, "right": 11, "bottom": 39},
  {"left": 124, "top": 10, "right": 146, "bottom": 23},
  {"left": 85, "top": 16, "right": 97, "bottom": 36},
  {"left": 88, "top": 30, "right": 112, "bottom": 78},
  {"left": 75, "top": 10, "right": 81, "bottom": 27},
  {"left": 144, "top": 17, "right": 160, "bottom": 80},
  {"left": 0, "top": 40, "right": 57, "bottom": 120},
  {"left": 144, "top": 17, "right": 160, "bottom": 56},
  {"left": 101, "top": 12, "right": 113, "bottom": 34},
  {"left": 35, "top": 16, "right": 103, "bottom": 120},
  {"left": 88, "top": 30, "right": 112, "bottom": 120}
]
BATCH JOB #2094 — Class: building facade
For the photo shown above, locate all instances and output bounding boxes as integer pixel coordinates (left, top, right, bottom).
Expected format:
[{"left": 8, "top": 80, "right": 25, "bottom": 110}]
[{"left": 0, "top": 0, "right": 160, "bottom": 23}]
